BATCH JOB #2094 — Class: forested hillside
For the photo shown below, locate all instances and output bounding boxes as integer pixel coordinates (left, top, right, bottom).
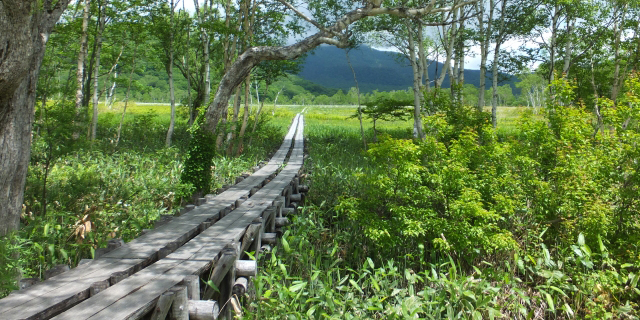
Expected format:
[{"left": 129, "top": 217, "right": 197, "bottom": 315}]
[
  {"left": 102, "top": 45, "right": 519, "bottom": 102},
  {"left": 299, "top": 45, "right": 519, "bottom": 93}
]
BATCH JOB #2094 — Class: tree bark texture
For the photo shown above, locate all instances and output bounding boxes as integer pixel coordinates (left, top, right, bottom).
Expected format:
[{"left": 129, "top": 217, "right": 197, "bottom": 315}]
[
  {"left": 562, "top": 18, "right": 573, "bottom": 76},
  {"left": 0, "top": 0, "right": 71, "bottom": 236},
  {"left": 548, "top": 5, "right": 560, "bottom": 85}
]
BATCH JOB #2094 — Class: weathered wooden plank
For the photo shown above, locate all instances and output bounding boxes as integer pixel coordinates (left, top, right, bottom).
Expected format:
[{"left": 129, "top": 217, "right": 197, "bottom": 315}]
[
  {"left": 0, "top": 258, "right": 143, "bottom": 320},
  {"left": 51, "top": 258, "right": 216, "bottom": 320},
  {"left": 97, "top": 114, "right": 302, "bottom": 263}
]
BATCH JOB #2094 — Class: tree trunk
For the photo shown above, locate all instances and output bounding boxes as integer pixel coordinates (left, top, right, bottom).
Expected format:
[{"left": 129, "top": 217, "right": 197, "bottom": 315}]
[
  {"left": 457, "top": 15, "right": 465, "bottom": 105},
  {"left": 476, "top": 0, "right": 493, "bottom": 111},
  {"left": 417, "top": 24, "right": 432, "bottom": 114},
  {"left": 406, "top": 20, "right": 425, "bottom": 140},
  {"left": 611, "top": 3, "right": 628, "bottom": 104},
  {"left": 491, "top": 0, "right": 507, "bottom": 128},
  {"left": 562, "top": 18, "right": 574, "bottom": 76},
  {"left": 74, "top": 0, "right": 91, "bottom": 137},
  {"left": 491, "top": 48, "right": 500, "bottom": 128},
  {"left": 102, "top": 45, "right": 123, "bottom": 110},
  {"left": 184, "top": 3, "right": 194, "bottom": 125},
  {"left": 436, "top": 7, "right": 458, "bottom": 89},
  {"left": 272, "top": 87, "right": 282, "bottom": 115},
  {"left": 166, "top": 0, "right": 176, "bottom": 147},
  {"left": 0, "top": 0, "right": 71, "bottom": 236},
  {"left": 590, "top": 54, "right": 604, "bottom": 138},
  {"left": 91, "top": 0, "right": 106, "bottom": 141},
  {"left": 234, "top": 0, "right": 254, "bottom": 156}
]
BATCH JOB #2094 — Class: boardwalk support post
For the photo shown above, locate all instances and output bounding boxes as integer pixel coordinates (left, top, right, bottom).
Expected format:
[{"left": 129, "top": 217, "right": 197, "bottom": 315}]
[
  {"left": 183, "top": 275, "right": 200, "bottom": 300},
  {"left": 188, "top": 300, "right": 219, "bottom": 320},
  {"left": 150, "top": 291, "right": 174, "bottom": 320}
]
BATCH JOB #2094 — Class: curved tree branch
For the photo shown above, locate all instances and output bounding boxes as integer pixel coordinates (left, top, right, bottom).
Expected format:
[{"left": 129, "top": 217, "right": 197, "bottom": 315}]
[{"left": 203, "top": 0, "right": 479, "bottom": 133}]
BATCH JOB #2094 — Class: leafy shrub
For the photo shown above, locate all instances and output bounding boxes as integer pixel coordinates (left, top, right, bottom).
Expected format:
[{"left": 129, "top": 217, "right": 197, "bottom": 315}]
[
  {"left": 290, "top": 74, "right": 640, "bottom": 317},
  {"left": 181, "top": 121, "right": 216, "bottom": 195}
]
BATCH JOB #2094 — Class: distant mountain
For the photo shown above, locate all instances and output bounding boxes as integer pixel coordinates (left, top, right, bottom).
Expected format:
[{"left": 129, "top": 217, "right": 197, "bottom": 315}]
[{"left": 298, "top": 45, "right": 516, "bottom": 93}]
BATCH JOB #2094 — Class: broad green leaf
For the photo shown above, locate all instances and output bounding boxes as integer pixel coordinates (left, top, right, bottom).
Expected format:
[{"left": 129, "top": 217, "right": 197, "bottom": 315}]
[
  {"left": 544, "top": 293, "right": 555, "bottom": 312},
  {"left": 289, "top": 281, "right": 307, "bottom": 292},
  {"left": 349, "top": 279, "right": 363, "bottom": 294},
  {"left": 282, "top": 236, "right": 291, "bottom": 253}
]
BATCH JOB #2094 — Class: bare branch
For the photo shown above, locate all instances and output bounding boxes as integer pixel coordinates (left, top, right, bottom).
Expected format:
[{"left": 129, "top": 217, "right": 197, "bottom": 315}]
[
  {"left": 276, "top": 0, "right": 341, "bottom": 37},
  {"left": 417, "top": 10, "right": 480, "bottom": 26},
  {"left": 318, "top": 37, "right": 348, "bottom": 48},
  {"left": 367, "top": 0, "right": 477, "bottom": 18}
]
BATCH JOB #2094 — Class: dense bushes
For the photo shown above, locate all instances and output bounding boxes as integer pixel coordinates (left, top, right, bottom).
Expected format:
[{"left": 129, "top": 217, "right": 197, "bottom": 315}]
[
  {"left": 250, "top": 75, "right": 640, "bottom": 318},
  {"left": 335, "top": 76, "right": 640, "bottom": 265}
]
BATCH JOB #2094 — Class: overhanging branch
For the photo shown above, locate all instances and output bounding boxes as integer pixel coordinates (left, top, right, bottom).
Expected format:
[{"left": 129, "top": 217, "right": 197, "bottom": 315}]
[{"left": 203, "top": 0, "right": 480, "bottom": 133}]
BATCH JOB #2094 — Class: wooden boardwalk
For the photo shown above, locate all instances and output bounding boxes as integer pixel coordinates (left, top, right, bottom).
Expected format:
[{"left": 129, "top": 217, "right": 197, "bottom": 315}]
[{"left": 0, "top": 114, "right": 306, "bottom": 320}]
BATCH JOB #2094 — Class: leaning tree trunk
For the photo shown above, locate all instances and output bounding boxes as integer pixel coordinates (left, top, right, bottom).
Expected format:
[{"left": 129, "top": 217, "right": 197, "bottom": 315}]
[
  {"left": 562, "top": 18, "right": 574, "bottom": 77},
  {"left": 417, "top": 25, "right": 432, "bottom": 114},
  {"left": 0, "top": 0, "right": 71, "bottom": 237},
  {"left": 435, "top": 7, "right": 458, "bottom": 89},
  {"left": 610, "top": 3, "right": 628, "bottom": 105}
]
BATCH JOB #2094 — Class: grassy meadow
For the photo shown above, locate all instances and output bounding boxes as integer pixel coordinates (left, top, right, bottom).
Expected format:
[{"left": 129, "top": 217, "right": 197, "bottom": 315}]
[{"left": 8, "top": 100, "right": 635, "bottom": 319}]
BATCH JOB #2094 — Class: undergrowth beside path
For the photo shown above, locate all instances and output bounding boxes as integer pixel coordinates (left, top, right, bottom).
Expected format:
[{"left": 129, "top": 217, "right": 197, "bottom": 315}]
[
  {"left": 247, "top": 79, "right": 640, "bottom": 319},
  {"left": 0, "top": 108, "right": 286, "bottom": 297}
]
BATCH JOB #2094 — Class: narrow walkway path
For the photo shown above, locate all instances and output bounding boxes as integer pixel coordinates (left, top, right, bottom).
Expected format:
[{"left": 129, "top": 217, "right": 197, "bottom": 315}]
[{"left": 0, "top": 114, "right": 306, "bottom": 320}]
